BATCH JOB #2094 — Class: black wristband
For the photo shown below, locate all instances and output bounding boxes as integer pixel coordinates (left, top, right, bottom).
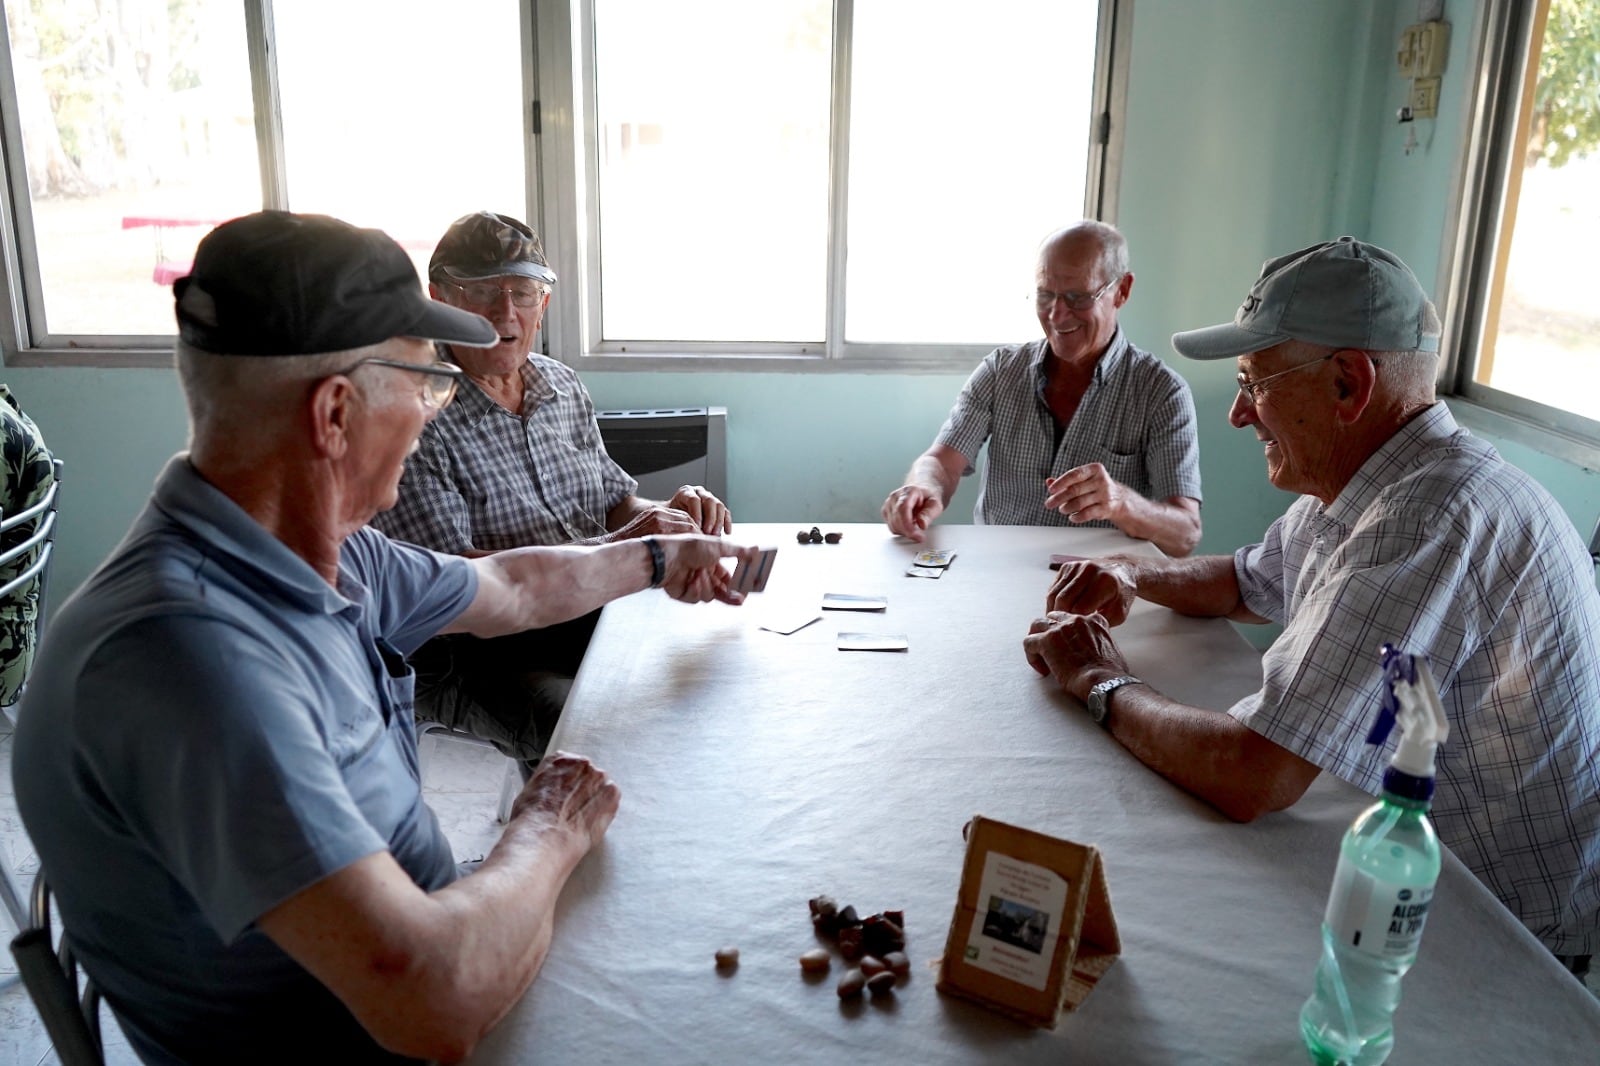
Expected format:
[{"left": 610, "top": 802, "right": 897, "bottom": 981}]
[{"left": 644, "top": 537, "right": 666, "bottom": 588}]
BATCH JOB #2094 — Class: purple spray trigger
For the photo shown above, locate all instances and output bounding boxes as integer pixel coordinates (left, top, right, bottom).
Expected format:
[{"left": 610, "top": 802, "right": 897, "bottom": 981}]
[{"left": 1366, "top": 643, "right": 1415, "bottom": 746}]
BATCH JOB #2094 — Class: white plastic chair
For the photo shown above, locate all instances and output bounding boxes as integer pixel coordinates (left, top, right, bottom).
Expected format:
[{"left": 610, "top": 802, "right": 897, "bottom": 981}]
[{"left": 415, "top": 721, "right": 522, "bottom": 824}]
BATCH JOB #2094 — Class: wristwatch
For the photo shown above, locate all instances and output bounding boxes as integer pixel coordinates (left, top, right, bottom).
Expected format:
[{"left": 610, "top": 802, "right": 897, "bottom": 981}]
[{"left": 1086, "top": 675, "right": 1144, "bottom": 726}]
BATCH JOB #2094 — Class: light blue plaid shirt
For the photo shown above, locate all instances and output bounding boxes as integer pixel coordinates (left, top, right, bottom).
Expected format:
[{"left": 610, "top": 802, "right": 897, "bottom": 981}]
[
  {"left": 935, "top": 331, "right": 1202, "bottom": 527},
  {"left": 1231, "top": 402, "right": 1600, "bottom": 954}
]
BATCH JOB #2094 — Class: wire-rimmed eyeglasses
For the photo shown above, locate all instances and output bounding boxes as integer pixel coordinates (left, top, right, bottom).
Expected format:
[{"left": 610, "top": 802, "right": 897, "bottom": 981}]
[
  {"left": 444, "top": 279, "right": 550, "bottom": 308},
  {"left": 1032, "top": 274, "right": 1123, "bottom": 313},
  {"left": 1234, "top": 352, "right": 1338, "bottom": 405},
  {"left": 340, "top": 357, "right": 465, "bottom": 408}
]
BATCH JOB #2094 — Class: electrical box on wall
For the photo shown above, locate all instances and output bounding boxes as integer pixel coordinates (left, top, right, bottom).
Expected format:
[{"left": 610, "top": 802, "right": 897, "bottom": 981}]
[
  {"left": 1397, "top": 21, "right": 1450, "bottom": 79},
  {"left": 1409, "top": 76, "right": 1442, "bottom": 119}
]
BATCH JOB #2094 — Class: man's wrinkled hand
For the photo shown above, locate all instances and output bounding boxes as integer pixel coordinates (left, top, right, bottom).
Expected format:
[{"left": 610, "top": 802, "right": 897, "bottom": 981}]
[
  {"left": 510, "top": 751, "right": 621, "bottom": 849},
  {"left": 656, "top": 535, "right": 758, "bottom": 605},
  {"left": 1046, "top": 556, "right": 1136, "bottom": 625},
  {"left": 1044, "top": 463, "right": 1130, "bottom": 526},
  {"left": 1022, "top": 612, "right": 1129, "bottom": 701},
  {"left": 666, "top": 485, "right": 732, "bottom": 535},
  {"left": 882, "top": 484, "right": 943, "bottom": 543},
  {"left": 611, "top": 505, "right": 700, "bottom": 540}
]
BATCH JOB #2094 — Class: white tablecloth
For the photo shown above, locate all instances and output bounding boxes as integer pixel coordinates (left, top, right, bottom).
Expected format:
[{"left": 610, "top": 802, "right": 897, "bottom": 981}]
[{"left": 469, "top": 524, "right": 1600, "bottom": 1065}]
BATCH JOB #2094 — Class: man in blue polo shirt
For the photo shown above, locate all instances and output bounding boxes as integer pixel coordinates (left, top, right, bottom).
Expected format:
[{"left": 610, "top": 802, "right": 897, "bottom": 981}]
[{"left": 13, "top": 211, "right": 757, "bottom": 1064}]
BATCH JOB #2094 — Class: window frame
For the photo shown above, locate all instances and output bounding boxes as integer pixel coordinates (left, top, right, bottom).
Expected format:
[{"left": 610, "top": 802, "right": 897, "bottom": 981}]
[
  {"left": 1441, "top": 0, "right": 1600, "bottom": 461},
  {"left": 0, "top": 0, "right": 1127, "bottom": 372}
]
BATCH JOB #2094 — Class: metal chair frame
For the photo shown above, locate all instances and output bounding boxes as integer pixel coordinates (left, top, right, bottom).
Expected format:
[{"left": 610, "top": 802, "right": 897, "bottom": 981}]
[{"left": 9, "top": 873, "right": 105, "bottom": 1066}]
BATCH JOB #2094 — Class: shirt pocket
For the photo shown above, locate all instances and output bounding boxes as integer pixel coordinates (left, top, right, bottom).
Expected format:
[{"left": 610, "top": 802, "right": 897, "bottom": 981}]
[{"left": 1100, "top": 450, "right": 1146, "bottom": 495}]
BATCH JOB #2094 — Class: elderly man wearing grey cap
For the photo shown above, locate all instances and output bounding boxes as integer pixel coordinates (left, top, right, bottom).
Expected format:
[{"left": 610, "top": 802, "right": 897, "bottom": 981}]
[
  {"left": 1026, "top": 237, "right": 1600, "bottom": 973},
  {"left": 13, "top": 211, "right": 759, "bottom": 1063},
  {"left": 373, "top": 211, "right": 734, "bottom": 767}
]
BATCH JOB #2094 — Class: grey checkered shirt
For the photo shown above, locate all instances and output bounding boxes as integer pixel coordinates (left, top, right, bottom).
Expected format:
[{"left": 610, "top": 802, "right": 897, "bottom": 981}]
[
  {"left": 1231, "top": 402, "right": 1600, "bottom": 954},
  {"left": 936, "top": 331, "right": 1202, "bottom": 527},
  {"left": 372, "top": 354, "right": 637, "bottom": 551}
]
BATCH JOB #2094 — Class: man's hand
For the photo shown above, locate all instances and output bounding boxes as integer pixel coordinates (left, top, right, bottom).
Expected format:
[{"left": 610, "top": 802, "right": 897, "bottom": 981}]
[
  {"left": 882, "top": 484, "right": 944, "bottom": 543},
  {"left": 1044, "top": 463, "right": 1130, "bottom": 525},
  {"left": 655, "top": 534, "right": 760, "bottom": 605},
  {"left": 607, "top": 505, "right": 700, "bottom": 540},
  {"left": 509, "top": 752, "right": 621, "bottom": 848},
  {"left": 1022, "top": 611, "right": 1130, "bottom": 702},
  {"left": 1046, "top": 556, "right": 1138, "bottom": 625},
  {"left": 666, "top": 485, "right": 732, "bottom": 535}
]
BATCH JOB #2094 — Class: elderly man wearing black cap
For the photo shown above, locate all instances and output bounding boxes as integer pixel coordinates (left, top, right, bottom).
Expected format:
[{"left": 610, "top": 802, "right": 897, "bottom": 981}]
[
  {"left": 1024, "top": 237, "right": 1600, "bottom": 971},
  {"left": 12, "top": 211, "right": 758, "bottom": 1064},
  {"left": 372, "top": 210, "right": 735, "bottom": 766}
]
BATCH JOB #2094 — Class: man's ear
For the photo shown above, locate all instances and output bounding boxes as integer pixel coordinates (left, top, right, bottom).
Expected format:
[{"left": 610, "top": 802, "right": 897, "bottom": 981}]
[
  {"left": 308, "top": 372, "right": 356, "bottom": 459},
  {"left": 1113, "top": 271, "right": 1135, "bottom": 309},
  {"left": 1331, "top": 349, "right": 1378, "bottom": 424}
]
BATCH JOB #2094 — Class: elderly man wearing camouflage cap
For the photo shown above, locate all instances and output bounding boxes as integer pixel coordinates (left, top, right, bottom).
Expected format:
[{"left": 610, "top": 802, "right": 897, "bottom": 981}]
[
  {"left": 373, "top": 211, "right": 733, "bottom": 766},
  {"left": 1026, "top": 237, "right": 1600, "bottom": 972}
]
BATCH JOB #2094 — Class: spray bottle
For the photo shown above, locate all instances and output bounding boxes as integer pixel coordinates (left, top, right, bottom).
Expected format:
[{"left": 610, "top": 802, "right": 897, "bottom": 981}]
[{"left": 1299, "top": 644, "right": 1448, "bottom": 1065}]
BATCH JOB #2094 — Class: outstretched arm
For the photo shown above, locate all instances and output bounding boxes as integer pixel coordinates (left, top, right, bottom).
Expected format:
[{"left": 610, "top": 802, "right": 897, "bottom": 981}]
[{"left": 882, "top": 444, "right": 968, "bottom": 543}]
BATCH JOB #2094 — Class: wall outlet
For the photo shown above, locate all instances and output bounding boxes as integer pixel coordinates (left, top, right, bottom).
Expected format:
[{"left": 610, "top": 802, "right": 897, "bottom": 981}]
[{"left": 1410, "top": 77, "right": 1441, "bottom": 119}]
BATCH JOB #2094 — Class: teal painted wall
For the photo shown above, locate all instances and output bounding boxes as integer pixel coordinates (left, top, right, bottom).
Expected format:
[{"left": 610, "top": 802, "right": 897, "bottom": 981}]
[{"left": 10, "top": 0, "right": 1598, "bottom": 612}]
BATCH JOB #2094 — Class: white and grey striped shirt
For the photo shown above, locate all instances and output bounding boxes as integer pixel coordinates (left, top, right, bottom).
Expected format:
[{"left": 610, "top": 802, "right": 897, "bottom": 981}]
[
  {"left": 935, "top": 331, "right": 1202, "bottom": 527},
  {"left": 1232, "top": 402, "right": 1600, "bottom": 954}
]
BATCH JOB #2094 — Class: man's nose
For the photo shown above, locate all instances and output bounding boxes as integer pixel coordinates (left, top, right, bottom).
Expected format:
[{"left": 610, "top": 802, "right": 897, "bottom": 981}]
[{"left": 1228, "top": 390, "right": 1255, "bottom": 428}]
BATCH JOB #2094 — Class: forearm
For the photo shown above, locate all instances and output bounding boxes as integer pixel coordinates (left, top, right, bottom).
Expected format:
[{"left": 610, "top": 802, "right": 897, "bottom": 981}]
[
  {"left": 1090, "top": 682, "right": 1315, "bottom": 822},
  {"left": 906, "top": 452, "right": 959, "bottom": 507},
  {"left": 1120, "top": 553, "right": 1259, "bottom": 620},
  {"left": 1110, "top": 496, "right": 1202, "bottom": 557},
  {"left": 603, "top": 495, "right": 651, "bottom": 534},
  {"left": 456, "top": 541, "right": 652, "bottom": 636}
]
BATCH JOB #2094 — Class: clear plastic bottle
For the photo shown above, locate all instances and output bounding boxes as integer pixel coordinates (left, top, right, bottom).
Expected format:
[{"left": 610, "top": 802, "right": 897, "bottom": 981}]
[{"left": 1299, "top": 646, "right": 1447, "bottom": 1066}]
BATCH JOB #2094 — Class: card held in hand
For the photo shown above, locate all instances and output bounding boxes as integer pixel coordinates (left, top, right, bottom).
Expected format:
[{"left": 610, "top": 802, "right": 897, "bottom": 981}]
[{"left": 732, "top": 547, "right": 778, "bottom": 594}]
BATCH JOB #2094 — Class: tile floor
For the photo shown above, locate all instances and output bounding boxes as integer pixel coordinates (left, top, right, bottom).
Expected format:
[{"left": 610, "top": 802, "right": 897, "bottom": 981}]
[{"left": 0, "top": 722, "right": 511, "bottom": 1065}]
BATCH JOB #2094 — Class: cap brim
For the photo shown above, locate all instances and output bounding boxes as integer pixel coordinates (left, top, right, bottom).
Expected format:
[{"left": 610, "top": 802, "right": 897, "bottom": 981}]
[
  {"left": 402, "top": 300, "right": 498, "bottom": 348},
  {"left": 439, "top": 262, "right": 558, "bottom": 286},
  {"left": 1170, "top": 321, "right": 1290, "bottom": 361}
]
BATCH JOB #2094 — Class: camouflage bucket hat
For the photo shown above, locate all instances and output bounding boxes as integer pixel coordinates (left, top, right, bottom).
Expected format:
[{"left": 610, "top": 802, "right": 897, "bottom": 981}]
[{"left": 428, "top": 211, "right": 558, "bottom": 286}]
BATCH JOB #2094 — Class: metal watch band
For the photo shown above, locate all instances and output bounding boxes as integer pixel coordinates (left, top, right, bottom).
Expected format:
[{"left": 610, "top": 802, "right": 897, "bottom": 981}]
[{"left": 1088, "top": 675, "right": 1143, "bottom": 725}]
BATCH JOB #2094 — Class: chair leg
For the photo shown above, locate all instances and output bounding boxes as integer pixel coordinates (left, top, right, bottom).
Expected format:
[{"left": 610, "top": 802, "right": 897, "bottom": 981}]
[
  {"left": 0, "top": 863, "right": 25, "bottom": 931},
  {"left": 495, "top": 759, "right": 521, "bottom": 824}
]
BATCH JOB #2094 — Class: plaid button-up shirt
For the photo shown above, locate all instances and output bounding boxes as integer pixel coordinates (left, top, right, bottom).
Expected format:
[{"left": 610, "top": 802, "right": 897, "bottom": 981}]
[{"left": 1232, "top": 402, "right": 1600, "bottom": 954}]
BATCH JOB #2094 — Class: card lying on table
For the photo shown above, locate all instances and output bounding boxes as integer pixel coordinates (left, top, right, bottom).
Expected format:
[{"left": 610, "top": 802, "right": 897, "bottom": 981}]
[
  {"left": 837, "top": 632, "right": 909, "bottom": 651},
  {"left": 914, "top": 549, "right": 958, "bottom": 568},
  {"left": 821, "top": 593, "right": 888, "bottom": 611},
  {"left": 732, "top": 547, "right": 778, "bottom": 593}
]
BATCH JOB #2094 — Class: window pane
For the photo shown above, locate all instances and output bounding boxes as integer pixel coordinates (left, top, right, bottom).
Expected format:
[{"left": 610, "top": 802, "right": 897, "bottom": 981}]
[
  {"left": 846, "top": 0, "right": 1099, "bottom": 345},
  {"left": 593, "top": 0, "right": 832, "bottom": 343},
  {"left": 1475, "top": 1, "right": 1600, "bottom": 421},
  {"left": 6, "top": 0, "right": 259, "bottom": 336},
  {"left": 274, "top": 0, "right": 525, "bottom": 284}
]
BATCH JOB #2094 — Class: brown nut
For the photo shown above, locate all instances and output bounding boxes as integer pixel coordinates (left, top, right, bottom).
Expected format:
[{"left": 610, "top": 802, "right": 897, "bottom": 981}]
[
  {"left": 866, "top": 971, "right": 897, "bottom": 997},
  {"left": 837, "top": 926, "right": 864, "bottom": 961},
  {"left": 796, "top": 531, "right": 812, "bottom": 544},
  {"left": 714, "top": 946, "right": 740, "bottom": 969},
  {"left": 884, "top": 951, "right": 910, "bottom": 977},
  {"left": 837, "top": 968, "right": 865, "bottom": 999},
  {"left": 824, "top": 532, "right": 843, "bottom": 544},
  {"left": 799, "top": 948, "right": 831, "bottom": 974},
  {"left": 859, "top": 955, "right": 888, "bottom": 978}
]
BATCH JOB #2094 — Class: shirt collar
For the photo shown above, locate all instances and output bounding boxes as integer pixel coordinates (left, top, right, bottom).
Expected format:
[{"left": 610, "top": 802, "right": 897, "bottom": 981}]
[
  {"left": 1031, "top": 327, "right": 1130, "bottom": 393},
  {"left": 443, "top": 352, "right": 566, "bottom": 426},
  {"left": 1324, "top": 403, "right": 1459, "bottom": 528},
  {"left": 149, "top": 454, "right": 357, "bottom": 616}
]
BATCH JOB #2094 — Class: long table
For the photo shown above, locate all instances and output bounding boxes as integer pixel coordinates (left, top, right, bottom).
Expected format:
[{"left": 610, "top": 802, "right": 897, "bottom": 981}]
[{"left": 469, "top": 523, "right": 1600, "bottom": 1064}]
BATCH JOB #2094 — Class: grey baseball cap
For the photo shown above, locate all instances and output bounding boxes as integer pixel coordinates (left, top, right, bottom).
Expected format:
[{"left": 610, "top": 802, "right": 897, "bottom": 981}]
[{"left": 1171, "top": 237, "right": 1441, "bottom": 360}]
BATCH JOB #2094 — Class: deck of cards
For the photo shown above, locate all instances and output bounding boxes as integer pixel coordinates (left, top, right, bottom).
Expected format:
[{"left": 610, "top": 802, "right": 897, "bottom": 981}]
[{"left": 909, "top": 548, "right": 957, "bottom": 579}]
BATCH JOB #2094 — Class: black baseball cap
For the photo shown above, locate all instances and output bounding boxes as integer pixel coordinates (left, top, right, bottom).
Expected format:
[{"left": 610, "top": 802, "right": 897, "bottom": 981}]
[
  {"left": 174, "top": 211, "right": 498, "bottom": 356},
  {"left": 429, "top": 211, "right": 559, "bottom": 286}
]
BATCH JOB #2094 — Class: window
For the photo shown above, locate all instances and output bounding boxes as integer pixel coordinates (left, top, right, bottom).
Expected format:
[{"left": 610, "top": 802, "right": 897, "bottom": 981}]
[
  {"left": 0, "top": 0, "right": 1125, "bottom": 369},
  {"left": 1446, "top": 0, "right": 1600, "bottom": 444}
]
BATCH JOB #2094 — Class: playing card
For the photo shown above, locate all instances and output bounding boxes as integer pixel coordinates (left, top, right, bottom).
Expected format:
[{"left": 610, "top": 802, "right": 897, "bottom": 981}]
[
  {"left": 914, "top": 549, "right": 957, "bottom": 568},
  {"left": 757, "top": 612, "right": 822, "bottom": 636},
  {"left": 906, "top": 565, "right": 944, "bottom": 579},
  {"left": 1048, "top": 553, "right": 1088, "bottom": 570},
  {"left": 837, "top": 632, "right": 909, "bottom": 651},
  {"left": 732, "top": 547, "right": 778, "bottom": 593},
  {"left": 822, "top": 593, "right": 888, "bottom": 611}
]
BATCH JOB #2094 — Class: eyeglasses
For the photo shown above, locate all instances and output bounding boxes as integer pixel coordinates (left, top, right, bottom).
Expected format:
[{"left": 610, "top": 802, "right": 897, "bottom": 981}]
[
  {"left": 1033, "top": 274, "right": 1122, "bottom": 313},
  {"left": 444, "top": 279, "right": 550, "bottom": 308},
  {"left": 340, "top": 357, "right": 465, "bottom": 408},
  {"left": 1235, "top": 352, "right": 1338, "bottom": 405}
]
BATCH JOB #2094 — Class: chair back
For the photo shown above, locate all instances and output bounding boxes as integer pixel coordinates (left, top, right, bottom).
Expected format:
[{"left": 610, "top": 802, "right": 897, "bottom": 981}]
[
  {"left": 0, "top": 458, "right": 62, "bottom": 713},
  {"left": 9, "top": 872, "right": 104, "bottom": 1066}
]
